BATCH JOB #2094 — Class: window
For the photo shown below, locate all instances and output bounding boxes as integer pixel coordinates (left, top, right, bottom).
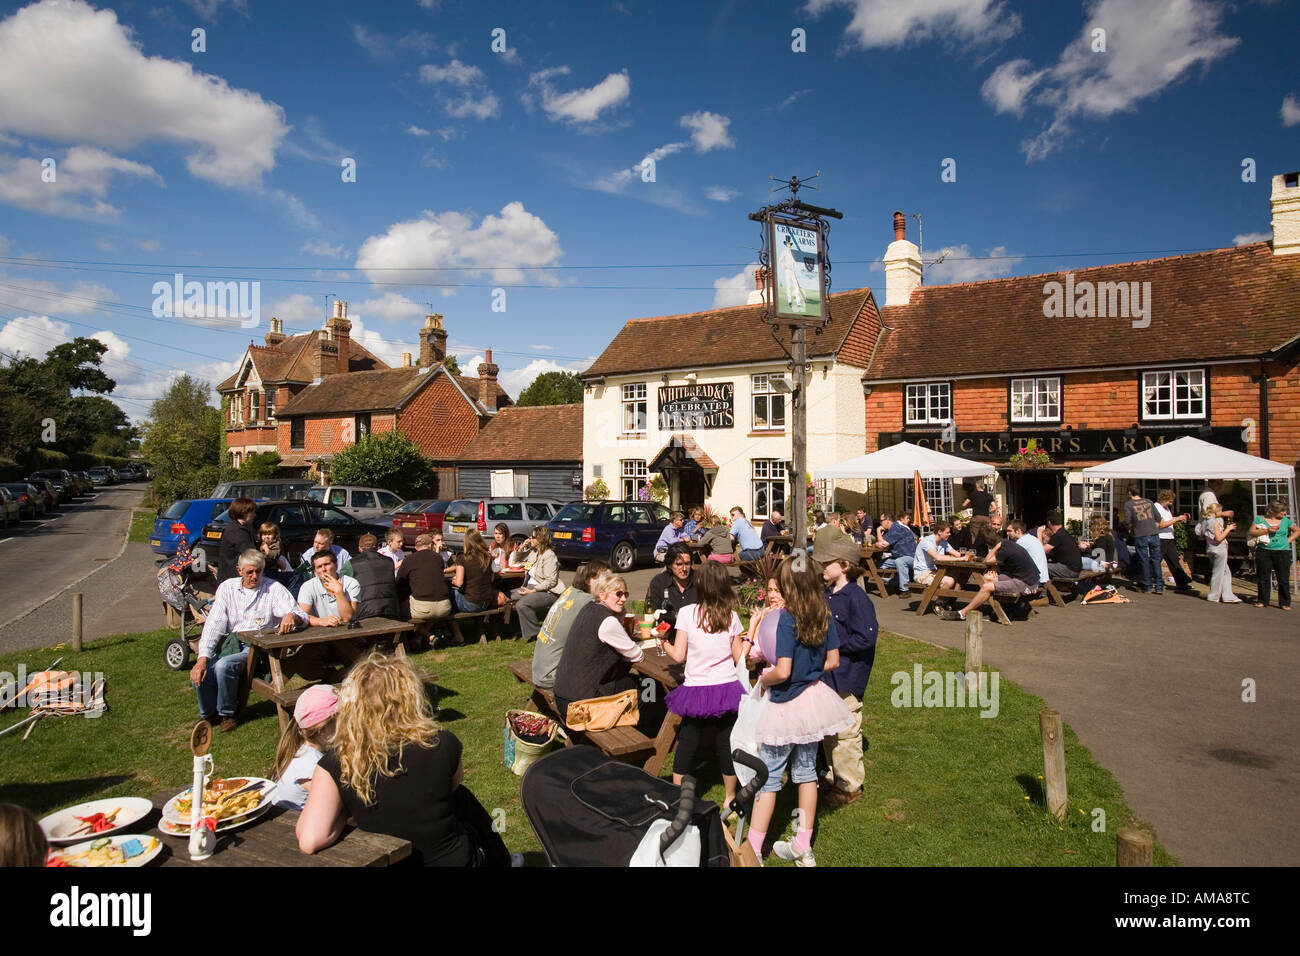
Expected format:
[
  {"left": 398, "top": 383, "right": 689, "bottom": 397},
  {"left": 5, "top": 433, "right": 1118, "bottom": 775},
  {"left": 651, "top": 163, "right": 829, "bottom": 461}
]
[
  {"left": 905, "top": 477, "right": 954, "bottom": 525},
  {"left": 621, "top": 459, "right": 648, "bottom": 500},
  {"left": 1140, "top": 481, "right": 1197, "bottom": 518},
  {"left": 621, "top": 383, "right": 647, "bottom": 435},
  {"left": 272, "top": 504, "right": 307, "bottom": 526},
  {"left": 327, "top": 489, "right": 348, "bottom": 507},
  {"left": 351, "top": 490, "right": 376, "bottom": 510},
  {"left": 1010, "top": 377, "right": 1061, "bottom": 423},
  {"left": 1142, "top": 369, "right": 1205, "bottom": 421},
  {"left": 751, "top": 374, "right": 786, "bottom": 431},
  {"left": 377, "top": 492, "right": 402, "bottom": 510},
  {"left": 605, "top": 504, "right": 627, "bottom": 524},
  {"left": 488, "top": 502, "right": 523, "bottom": 521},
  {"left": 490, "top": 470, "right": 515, "bottom": 498},
  {"left": 905, "top": 382, "right": 951, "bottom": 425},
  {"left": 229, "top": 398, "right": 238, "bottom": 424},
  {"left": 290, "top": 418, "right": 305, "bottom": 450},
  {"left": 266, "top": 390, "right": 275, "bottom": 420},
  {"left": 751, "top": 459, "right": 787, "bottom": 519},
  {"left": 628, "top": 504, "right": 657, "bottom": 526},
  {"left": 353, "top": 414, "right": 371, "bottom": 442},
  {"left": 526, "top": 502, "right": 552, "bottom": 521},
  {"left": 312, "top": 504, "right": 353, "bottom": 526}
]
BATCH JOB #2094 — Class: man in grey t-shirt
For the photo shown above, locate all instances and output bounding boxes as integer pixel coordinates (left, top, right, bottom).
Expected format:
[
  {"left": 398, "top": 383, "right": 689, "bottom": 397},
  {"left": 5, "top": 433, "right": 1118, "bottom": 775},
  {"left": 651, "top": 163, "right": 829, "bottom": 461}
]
[{"left": 1124, "top": 485, "right": 1163, "bottom": 593}]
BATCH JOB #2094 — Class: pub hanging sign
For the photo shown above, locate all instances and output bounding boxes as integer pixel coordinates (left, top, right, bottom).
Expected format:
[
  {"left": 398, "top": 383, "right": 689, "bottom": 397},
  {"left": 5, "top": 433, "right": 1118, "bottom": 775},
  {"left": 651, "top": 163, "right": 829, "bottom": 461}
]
[{"left": 658, "top": 382, "right": 734, "bottom": 430}]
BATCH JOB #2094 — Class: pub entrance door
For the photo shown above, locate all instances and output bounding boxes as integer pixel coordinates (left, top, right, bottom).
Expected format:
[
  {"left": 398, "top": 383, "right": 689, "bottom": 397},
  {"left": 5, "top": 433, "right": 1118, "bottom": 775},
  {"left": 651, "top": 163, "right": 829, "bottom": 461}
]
[{"left": 1006, "top": 470, "right": 1062, "bottom": 528}]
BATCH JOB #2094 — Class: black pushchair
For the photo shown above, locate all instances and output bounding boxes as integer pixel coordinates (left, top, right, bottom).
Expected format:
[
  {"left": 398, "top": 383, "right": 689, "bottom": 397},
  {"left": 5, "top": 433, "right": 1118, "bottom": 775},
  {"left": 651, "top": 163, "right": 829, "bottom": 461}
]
[
  {"left": 157, "top": 539, "right": 213, "bottom": 671},
  {"left": 520, "top": 745, "right": 768, "bottom": 867}
]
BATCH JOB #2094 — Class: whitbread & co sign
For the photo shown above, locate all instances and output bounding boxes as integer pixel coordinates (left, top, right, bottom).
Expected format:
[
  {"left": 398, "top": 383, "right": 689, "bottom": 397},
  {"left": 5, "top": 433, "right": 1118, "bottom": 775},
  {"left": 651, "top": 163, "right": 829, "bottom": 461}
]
[{"left": 658, "top": 382, "right": 734, "bottom": 430}]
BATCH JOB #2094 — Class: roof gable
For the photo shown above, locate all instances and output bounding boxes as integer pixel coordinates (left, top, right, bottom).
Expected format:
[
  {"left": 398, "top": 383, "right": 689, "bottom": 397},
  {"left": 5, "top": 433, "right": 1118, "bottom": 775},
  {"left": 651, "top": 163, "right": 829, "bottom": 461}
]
[{"left": 456, "top": 404, "right": 583, "bottom": 463}]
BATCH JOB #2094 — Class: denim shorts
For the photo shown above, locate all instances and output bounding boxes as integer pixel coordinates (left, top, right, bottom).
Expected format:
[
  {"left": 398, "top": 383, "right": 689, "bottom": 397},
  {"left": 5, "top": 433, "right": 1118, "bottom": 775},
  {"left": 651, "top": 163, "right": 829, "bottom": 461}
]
[{"left": 759, "top": 742, "right": 819, "bottom": 793}]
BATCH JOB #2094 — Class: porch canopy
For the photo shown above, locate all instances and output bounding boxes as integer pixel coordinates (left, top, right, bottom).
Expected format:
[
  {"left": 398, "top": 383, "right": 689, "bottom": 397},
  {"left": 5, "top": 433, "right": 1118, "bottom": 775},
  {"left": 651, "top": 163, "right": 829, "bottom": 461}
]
[
  {"left": 814, "top": 441, "right": 999, "bottom": 481},
  {"left": 1080, "top": 436, "right": 1294, "bottom": 481}
]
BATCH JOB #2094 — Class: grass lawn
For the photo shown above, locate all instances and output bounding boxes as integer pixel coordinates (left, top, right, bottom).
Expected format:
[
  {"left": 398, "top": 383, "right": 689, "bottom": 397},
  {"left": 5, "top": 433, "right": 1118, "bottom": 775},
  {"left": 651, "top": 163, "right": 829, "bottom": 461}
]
[
  {"left": 127, "top": 508, "right": 155, "bottom": 543},
  {"left": 0, "top": 627, "right": 1174, "bottom": 866}
]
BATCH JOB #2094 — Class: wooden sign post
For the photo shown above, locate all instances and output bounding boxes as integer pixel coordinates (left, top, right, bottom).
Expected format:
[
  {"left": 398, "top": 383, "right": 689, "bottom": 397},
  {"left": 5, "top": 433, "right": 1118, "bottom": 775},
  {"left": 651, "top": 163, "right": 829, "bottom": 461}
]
[
  {"left": 964, "top": 612, "right": 983, "bottom": 695},
  {"left": 1039, "top": 709, "right": 1067, "bottom": 820},
  {"left": 1116, "top": 828, "right": 1154, "bottom": 866}
]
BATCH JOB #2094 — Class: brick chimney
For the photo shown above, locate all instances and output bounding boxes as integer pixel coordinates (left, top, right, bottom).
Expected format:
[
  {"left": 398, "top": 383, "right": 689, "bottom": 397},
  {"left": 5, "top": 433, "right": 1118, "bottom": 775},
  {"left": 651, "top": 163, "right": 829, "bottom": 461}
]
[
  {"left": 477, "top": 349, "right": 499, "bottom": 412},
  {"left": 419, "top": 313, "right": 447, "bottom": 368},
  {"left": 329, "top": 300, "right": 351, "bottom": 375},
  {"left": 745, "top": 265, "right": 770, "bottom": 306},
  {"left": 883, "top": 210, "right": 922, "bottom": 306},
  {"left": 315, "top": 322, "right": 338, "bottom": 381},
  {"left": 401, "top": 352, "right": 412, "bottom": 367},
  {"left": 264, "top": 316, "right": 286, "bottom": 346},
  {"left": 1271, "top": 171, "right": 1300, "bottom": 256}
]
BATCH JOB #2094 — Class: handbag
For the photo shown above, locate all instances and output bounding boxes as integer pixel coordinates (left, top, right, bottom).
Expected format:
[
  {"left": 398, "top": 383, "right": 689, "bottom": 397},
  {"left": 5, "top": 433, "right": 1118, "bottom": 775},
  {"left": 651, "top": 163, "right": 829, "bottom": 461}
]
[
  {"left": 564, "top": 689, "right": 639, "bottom": 732},
  {"left": 503, "top": 709, "right": 566, "bottom": 776},
  {"left": 730, "top": 657, "right": 766, "bottom": 789}
]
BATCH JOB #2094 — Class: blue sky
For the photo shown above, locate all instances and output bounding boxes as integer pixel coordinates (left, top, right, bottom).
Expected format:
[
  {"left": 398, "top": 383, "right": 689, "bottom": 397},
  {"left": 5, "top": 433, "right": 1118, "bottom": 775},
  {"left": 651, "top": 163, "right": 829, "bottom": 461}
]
[{"left": 0, "top": 0, "right": 1296, "bottom": 420}]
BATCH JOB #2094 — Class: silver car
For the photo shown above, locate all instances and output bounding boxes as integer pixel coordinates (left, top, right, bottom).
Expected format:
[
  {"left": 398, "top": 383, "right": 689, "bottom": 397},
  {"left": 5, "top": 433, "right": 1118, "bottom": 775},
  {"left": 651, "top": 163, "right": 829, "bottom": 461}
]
[
  {"left": 440, "top": 498, "right": 565, "bottom": 552},
  {"left": 305, "top": 485, "right": 405, "bottom": 521}
]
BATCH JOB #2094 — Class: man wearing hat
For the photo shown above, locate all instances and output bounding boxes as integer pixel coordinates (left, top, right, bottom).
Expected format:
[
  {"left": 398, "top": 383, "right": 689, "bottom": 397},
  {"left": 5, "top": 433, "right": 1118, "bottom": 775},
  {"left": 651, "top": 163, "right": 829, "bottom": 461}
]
[{"left": 812, "top": 531, "right": 878, "bottom": 807}]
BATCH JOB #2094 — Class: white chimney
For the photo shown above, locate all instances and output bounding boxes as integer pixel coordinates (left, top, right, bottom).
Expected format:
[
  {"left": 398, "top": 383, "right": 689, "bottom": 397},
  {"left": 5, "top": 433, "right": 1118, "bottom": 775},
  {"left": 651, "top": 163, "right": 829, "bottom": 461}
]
[
  {"left": 745, "top": 266, "right": 770, "bottom": 306},
  {"left": 883, "top": 211, "right": 922, "bottom": 306},
  {"left": 1271, "top": 171, "right": 1300, "bottom": 256}
]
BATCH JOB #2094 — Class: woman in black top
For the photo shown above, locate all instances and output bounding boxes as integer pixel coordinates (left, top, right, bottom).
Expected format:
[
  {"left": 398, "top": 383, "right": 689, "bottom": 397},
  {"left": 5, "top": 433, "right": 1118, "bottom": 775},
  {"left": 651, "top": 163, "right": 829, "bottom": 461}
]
[
  {"left": 297, "top": 652, "right": 510, "bottom": 866},
  {"left": 217, "top": 498, "right": 259, "bottom": 582},
  {"left": 552, "top": 573, "right": 644, "bottom": 720},
  {"left": 451, "top": 530, "right": 499, "bottom": 613}
]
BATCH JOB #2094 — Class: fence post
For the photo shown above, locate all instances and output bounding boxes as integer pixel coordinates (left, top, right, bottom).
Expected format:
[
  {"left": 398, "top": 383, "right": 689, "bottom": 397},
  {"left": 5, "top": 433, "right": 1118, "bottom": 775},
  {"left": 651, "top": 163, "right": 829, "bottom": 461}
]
[
  {"left": 964, "top": 612, "right": 983, "bottom": 695},
  {"left": 1039, "top": 708, "right": 1067, "bottom": 820},
  {"left": 72, "top": 592, "right": 84, "bottom": 653},
  {"left": 1116, "top": 828, "right": 1153, "bottom": 866}
]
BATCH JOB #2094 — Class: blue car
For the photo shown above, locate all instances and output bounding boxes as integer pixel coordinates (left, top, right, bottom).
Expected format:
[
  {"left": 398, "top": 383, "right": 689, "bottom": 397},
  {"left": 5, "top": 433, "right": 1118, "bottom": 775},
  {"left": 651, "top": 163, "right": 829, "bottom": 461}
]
[
  {"left": 547, "top": 500, "right": 672, "bottom": 573},
  {"left": 150, "top": 498, "right": 236, "bottom": 557}
]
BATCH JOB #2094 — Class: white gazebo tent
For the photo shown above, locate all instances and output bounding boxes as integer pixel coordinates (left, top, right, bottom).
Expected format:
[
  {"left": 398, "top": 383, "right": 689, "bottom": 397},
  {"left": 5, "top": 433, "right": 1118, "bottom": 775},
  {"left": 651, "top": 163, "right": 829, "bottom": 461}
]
[
  {"left": 1081, "top": 436, "right": 1297, "bottom": 589},
  {"left": 815, "top": 441, "right": 999, "bottom": 523}
]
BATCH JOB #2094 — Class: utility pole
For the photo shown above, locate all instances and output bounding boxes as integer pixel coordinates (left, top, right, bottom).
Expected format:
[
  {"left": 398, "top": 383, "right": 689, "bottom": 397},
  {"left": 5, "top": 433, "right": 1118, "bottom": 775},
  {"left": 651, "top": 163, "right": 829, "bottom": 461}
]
[{"left": 790, "top": 324, "right": 809, "bottom": 551}]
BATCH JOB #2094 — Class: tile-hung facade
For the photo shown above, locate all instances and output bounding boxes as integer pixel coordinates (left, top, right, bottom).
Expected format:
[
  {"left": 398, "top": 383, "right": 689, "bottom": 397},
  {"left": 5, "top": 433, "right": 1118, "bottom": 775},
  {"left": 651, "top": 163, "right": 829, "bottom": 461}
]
[
  {"left": 858, "top": 171, "right": 1300, "bottom": 527},
  {"left": 581, "top": 275, "right": 882, "bottom": 519}
]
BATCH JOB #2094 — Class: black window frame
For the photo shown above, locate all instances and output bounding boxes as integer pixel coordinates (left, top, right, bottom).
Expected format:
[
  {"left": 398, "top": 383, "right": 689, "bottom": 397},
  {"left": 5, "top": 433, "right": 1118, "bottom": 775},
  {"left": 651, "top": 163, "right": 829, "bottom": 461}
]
[{"left": 290, "top": 417, "right": 305, "bottom": 450}]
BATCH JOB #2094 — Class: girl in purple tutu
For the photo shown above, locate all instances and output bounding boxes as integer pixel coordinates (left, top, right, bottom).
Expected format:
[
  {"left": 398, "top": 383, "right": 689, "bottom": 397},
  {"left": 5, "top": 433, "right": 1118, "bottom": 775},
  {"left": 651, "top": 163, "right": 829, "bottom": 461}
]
[
  {"left": 746, "top": 558, "right": 855, "bottom": 867},
  {"left": 659, "top": 561, "right": 747, "bottom": 810}
]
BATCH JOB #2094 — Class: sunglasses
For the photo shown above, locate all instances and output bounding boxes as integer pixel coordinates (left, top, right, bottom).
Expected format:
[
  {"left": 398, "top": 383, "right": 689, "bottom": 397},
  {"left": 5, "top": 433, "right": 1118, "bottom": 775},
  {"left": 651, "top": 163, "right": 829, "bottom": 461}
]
[{"left": 611, "top": 590, "right": 628, "bottom": 598}]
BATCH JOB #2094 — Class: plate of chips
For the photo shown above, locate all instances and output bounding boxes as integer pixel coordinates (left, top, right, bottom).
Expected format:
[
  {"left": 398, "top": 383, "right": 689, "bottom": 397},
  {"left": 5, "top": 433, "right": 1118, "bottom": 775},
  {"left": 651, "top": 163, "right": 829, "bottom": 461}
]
[
  {"left": 161, "top": 776, "right": 275, "bottom": 827},
  {"left": 50, "top": 834, "right": 164, "bottom": 867}
]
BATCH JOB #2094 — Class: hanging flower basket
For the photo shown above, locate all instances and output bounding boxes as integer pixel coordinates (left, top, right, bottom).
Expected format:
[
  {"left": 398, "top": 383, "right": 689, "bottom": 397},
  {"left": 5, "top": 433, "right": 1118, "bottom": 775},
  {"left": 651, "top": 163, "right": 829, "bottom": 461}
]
[
  {"left": 1008, "top": 439, "right": 1052, "bottom": 470},
  {"left": 584, "top": 477, "right": 610, "bottom": 501}
]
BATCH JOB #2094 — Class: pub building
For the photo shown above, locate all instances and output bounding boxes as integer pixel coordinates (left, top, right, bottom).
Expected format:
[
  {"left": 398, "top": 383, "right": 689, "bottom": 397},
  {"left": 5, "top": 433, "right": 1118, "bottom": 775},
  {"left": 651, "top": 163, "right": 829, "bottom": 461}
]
[{"left": 861, "top": 170, "right": 1300, "bottom": 527}]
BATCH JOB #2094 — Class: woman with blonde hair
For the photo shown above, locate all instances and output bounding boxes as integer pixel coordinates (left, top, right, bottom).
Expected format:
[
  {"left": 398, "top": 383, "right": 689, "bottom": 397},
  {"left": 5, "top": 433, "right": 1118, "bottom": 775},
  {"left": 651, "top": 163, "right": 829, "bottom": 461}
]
[
  {"left": 510, "top": 525, "right": 566, "bottom": 641},
  {"left": 552, "top": 572, "right": 644, "bottom": 720},
  {"left": 1201, "top": 502, "right": 1241, "bottom": 603},
  {"left": 297, "top": 652, "right": 510, "bottom": 866}
]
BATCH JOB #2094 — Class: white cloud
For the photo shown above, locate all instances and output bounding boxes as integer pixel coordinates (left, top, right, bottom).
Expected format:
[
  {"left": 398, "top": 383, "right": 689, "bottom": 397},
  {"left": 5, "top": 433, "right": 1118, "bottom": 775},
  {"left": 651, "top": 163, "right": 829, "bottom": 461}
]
[
  {"left": 442, "top": 93, "right": 500, "bottom": 120},
  {"left": 679, "top": 111, "right": 734, "bottom": 151},
  {"left": 420, "top": 148, "right": 448, "bottom": 168},
  {"left": 419, "top": 59, "right": 500, "bottom": 120},
  {"left": 0, "top": 146, "right": 162, "bottom": 219},
  {"left": 420, "top": 59, "right": 485, "bottom": 86},
  {"left": 983, "top": 0, "right": 1238, "bottom": 161},
  {"left": 774, "top": 89, "right": 811, "bottom": 111},
  {"left": 712, "top": 264, "right": 758, "bottom": 308},
  {"left": 300, "top": 239, "right": 345, "bottom": 259},
  {"left": 0, "top": 313, "right": 71, "bottom": 358},
  {"left": 0, "top": 271, "right": 116, "bottom": 316},
  {"left": 135, "top": 238, "right": 160, "bottom": 251},
  {"left": 268, "top": 189, "right": 320, "bottom": 230},
  {"left": 183, "top": 0, "right": 248, "bottom": 21},
  {"left": 356, "top": 293, "right": 423, "bottom": 323},
  {"left": 95, "top": 237, "right": 117, "bottom": 252},
  {"left": 528, "top": 66, "right": 630, "bottom": 124},
  {"left": 804, "top": 0, "right": 1021, "bottom": 50},
  {"left": 494, "top": 357, "right": 593, "bottom": 401},
  {"left": 705, "top": 186, "right": 738, "bottom": 202},
  {"left": 528, "top": 344, "right": 553, "bottom": 351},
  {"left": 345, "top": 315, "right": 409, "bottom": 368},
  {"left": 352, "top": 23, "right": 438, "bottom": 59},
  {"left": 0, "top": 0, "right": 288, "bottom": 188},
  {"left": 266, "top": 293, "right": 319, "bottom": 324},
  {"left": 923, "top": 244, "right": 1022, "bottom": 284},
  {"left": 406, "top": 125, "right": 432, "bottom": 137},
  {"left": 1233, "top": 231, "right": 1271, "bottom": 246},
  {"left": 1283, "top": 95, "right": 1300, "bottom": 127},
  {"left": 436, "top": 126, "right": 462, "bottom": 141},
  {"left": 355, "top": 202, "right": 563, "bottom": 288}
]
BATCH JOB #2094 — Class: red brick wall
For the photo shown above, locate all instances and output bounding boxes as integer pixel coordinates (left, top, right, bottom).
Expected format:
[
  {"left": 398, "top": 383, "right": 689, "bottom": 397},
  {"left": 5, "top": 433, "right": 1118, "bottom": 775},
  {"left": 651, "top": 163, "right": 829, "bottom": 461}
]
[{"left": 398, "top": 374, "right": 483, "bottom": 461}]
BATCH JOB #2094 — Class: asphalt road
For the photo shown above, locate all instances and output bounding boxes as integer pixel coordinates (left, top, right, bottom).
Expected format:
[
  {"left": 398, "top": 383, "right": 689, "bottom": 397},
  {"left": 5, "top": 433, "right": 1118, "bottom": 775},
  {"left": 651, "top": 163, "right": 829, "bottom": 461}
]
[{"left": 0, "top": 483, "right": 164, "bottom": 655}]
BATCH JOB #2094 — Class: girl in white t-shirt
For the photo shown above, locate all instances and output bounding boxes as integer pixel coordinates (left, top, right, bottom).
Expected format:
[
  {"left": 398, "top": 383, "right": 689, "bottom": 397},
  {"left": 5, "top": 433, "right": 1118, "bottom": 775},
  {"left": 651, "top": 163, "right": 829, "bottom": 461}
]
[
  {"left": 271, "top": 685, "right": 338, "bottom": 810},
  {"left": 659, "top": 561, "right": 746, "bottom": 810}
]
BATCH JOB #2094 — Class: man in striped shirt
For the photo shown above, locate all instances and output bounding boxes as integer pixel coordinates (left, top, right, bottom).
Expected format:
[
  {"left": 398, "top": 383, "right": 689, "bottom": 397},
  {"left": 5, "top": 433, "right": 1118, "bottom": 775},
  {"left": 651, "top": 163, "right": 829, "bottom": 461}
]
[{"left": 190, "top": 549, "right": 306, "bottom": 732}]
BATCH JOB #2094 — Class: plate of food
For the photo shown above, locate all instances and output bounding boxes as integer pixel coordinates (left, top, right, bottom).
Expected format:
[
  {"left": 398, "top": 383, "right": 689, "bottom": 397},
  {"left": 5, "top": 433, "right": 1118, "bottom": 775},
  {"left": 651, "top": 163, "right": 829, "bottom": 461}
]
[
  {"left": 49, "top": 834, "right": 164, "bottom": 868},
  {"left": 161, "top": 776, "right": 275, "bottom": 828},
  {"left": 40, "top": 797, "right": 156, "bottom": 845},
  {"left": 157, "top": 799, "right": 272, "bottom": 836}
]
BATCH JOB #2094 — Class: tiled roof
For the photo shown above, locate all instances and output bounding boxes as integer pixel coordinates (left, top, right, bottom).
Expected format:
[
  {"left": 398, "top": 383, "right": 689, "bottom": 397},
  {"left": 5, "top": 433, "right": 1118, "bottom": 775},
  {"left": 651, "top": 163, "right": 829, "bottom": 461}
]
[
  {"left": 649, "top": 434, "right": 718, "bottom": 471},
  {"left": 866, "top": 243, "right": 1300, "bottom": 381},
  {"left": 277, "top": 367, "right": 427, "bottom": 415},
  {"left": 216, "top": 332, "right": 387, "bottom": 392},
  {"left": 456, "top": 404, "right": 583, "bottom": 463},
  {"left": 583, "top": 288, "right": 879, "bottom": 378},
  {"left": 452, "top": 375, "right": 514, "bottom": 413}
]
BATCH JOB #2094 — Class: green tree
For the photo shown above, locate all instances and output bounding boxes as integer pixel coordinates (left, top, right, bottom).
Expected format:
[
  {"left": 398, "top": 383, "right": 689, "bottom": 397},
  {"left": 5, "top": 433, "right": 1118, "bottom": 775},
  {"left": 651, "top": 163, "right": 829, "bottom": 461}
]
[
  {"left": 329, "top": 429, "right": 433, "bottom": 499},
  {"left": 442, "top": 355, "right": 461, "bottom": 376},
  {"left": 238, "top": 451, "right": 282, "bottom": 479},
  {"left": 516, "top": 370, "right": 582, "bottom": 406},
  {"left": 140, "top": 375, "right": 222, "bottom": 508},
  {"left": 0, "top": 336, "right": 117, "bottom": 463}
]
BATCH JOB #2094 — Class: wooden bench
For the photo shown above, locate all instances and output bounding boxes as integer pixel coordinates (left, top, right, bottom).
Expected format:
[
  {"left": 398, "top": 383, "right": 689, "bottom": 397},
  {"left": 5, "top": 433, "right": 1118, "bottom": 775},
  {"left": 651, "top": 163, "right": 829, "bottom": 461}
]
[
  {"left": 1045, "top": 568, "right": 1111, "bottom": 607},
  {"left": 907, "top": 580, "right": 1038, "bottom": 624},
  {"left": 507, "top": 660, "right": 655, "bottom": 759},
  {"left": 449, "top": 601, "right": 515, "bottom": 644}
]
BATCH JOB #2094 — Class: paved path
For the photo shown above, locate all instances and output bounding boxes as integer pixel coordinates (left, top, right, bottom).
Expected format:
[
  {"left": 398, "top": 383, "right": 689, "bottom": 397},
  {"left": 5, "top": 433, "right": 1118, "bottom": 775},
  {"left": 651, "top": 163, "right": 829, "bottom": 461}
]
[{"left": 0, "top": 484, "right": 165, "bottom": 655}]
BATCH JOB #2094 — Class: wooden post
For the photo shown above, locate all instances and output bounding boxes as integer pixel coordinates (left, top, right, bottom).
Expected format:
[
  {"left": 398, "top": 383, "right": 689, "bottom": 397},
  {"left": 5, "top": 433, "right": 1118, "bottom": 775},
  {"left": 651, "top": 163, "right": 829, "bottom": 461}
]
[
  {"left": 964, "top": 612, "right": 983, "bottom": 695},
  {"left": 790, "top": 323, "right": 808, "bottom": 552},
  {"left": 1039, "top": 708, "right": 1067, "bottom": 820},
  {"left": 72, "top": 592, "right": 83, "bottom": 653},
  {"left": 1116, "top": 828, "right": 1154, "bottom": 866}
]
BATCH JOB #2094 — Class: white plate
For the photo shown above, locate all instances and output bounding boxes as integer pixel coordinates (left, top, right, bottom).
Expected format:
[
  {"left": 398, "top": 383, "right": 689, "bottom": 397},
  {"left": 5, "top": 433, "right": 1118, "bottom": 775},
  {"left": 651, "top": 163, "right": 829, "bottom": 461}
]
[
  {"left": 40, "top": 797, "right": 155, "bottom": 845},
  {"left": 158, "top": 799, "right": 272, "bottom": 837},
  {"left": 53, "top": 833, "right": 164, "bottom": 867},
  {"left": 161, "top": 777, "right": 275, "bottom": 827}
]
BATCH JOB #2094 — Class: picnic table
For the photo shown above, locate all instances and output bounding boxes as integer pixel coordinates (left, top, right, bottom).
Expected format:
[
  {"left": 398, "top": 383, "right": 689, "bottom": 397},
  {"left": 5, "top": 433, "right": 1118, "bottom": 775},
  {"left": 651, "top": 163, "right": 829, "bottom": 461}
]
[
  {"left": 236, "top": 616, "right": 422, "bottom": 731},
  {"left": 148, "top": 790, "right": 411, "bottom": 867},
  {"left": 631, "top": 648, "right": 685, "bottom": 778},
  {"left": 860, "top": 543, "right": 904, "bottom": 599},
  {"left": 912, "top": 555, "right": 1035, "bottom": 626}
]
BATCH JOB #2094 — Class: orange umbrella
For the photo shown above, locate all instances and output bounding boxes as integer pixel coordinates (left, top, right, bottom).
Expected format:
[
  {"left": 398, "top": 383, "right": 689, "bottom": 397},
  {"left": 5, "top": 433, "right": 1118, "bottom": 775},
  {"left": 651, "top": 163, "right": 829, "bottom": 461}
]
[{"left": 913, "top": 470, "right": 932, "bottom": 528}]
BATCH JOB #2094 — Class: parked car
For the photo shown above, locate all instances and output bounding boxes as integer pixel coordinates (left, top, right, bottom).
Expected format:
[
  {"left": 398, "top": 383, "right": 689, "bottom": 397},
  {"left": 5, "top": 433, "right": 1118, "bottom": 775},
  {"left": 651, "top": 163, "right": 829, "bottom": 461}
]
[
  {"left": 0, "top": 487, "right": 19, "bottom": 528},
  {"left": 24, "top": 479, "right": 59, "bottom": 513},
  {"left": 1, "top": 483, "right": 46, "bottom": 520},
  {"left": 547, "top": 500, "right": 672, "bottom": 573},
  {"left": 211, "top": 479, "right": 315, "bottom": 500},
  {"left": 88, "top": 466, "right": 115, "bottom": 485},
  {"left": 191, "top": 499, "right": 389, "bottom": 575},
  {"left": 386, "top": 499, "right": 452, "bottom": 546},
  {"left": 29, "top": 469, "right": 76, "bottom": 502},
  {"left": 304, "top": 485, "right": 405, "bottom": 521},
  {"left": 149, "top": 498, "right": 236, "bottom": 557},
  {"left": 68, "top": 471, "right": 93, "bottom": 495},
  {"left": 441, "top": 498, "right": 566, "bottom": 553}
]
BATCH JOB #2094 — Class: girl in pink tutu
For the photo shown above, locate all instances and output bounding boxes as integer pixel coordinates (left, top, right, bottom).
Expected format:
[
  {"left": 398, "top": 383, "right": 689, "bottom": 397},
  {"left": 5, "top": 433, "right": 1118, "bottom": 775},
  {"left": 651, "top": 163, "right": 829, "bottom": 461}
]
[
  {"left": 746, "top": 558, "right": 855, "bottom": 867},
  {"left": 660, "top": 561, "right": 747, "bottom": 809}
]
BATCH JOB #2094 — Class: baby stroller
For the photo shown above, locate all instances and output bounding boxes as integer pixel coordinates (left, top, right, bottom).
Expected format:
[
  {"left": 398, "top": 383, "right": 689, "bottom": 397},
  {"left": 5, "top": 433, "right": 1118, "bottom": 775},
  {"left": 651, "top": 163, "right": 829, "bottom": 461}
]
[
  {"left": 157, "top": 539, "right": 212, "bottom": 671},
  {"left": 520, "top": 745, "right": 768, "bottom": 867}
]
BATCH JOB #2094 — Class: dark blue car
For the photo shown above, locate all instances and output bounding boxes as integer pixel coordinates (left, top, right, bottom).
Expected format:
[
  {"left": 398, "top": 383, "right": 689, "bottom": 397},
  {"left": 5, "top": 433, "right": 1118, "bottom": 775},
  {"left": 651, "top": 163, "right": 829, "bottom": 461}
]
[
  {"left": 547, "top": 500, "right": 671, "bottom": 573},
  {"left": 150, "top": 498, "right": 236, "bottom": 557}
]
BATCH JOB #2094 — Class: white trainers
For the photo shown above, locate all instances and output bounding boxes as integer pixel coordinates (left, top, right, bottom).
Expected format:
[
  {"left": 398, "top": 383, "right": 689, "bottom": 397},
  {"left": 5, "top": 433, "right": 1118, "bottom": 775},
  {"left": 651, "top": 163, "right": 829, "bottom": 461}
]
[{"left": 772, "top": 840, "right": 817, "bottom": 867}]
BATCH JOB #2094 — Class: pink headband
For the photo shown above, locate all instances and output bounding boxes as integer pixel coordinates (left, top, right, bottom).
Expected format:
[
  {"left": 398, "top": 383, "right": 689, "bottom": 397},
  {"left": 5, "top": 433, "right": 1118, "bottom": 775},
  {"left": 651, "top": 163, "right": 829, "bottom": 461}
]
[{"left": 293, "top": 684, "right": 338, "bottom": 729}]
